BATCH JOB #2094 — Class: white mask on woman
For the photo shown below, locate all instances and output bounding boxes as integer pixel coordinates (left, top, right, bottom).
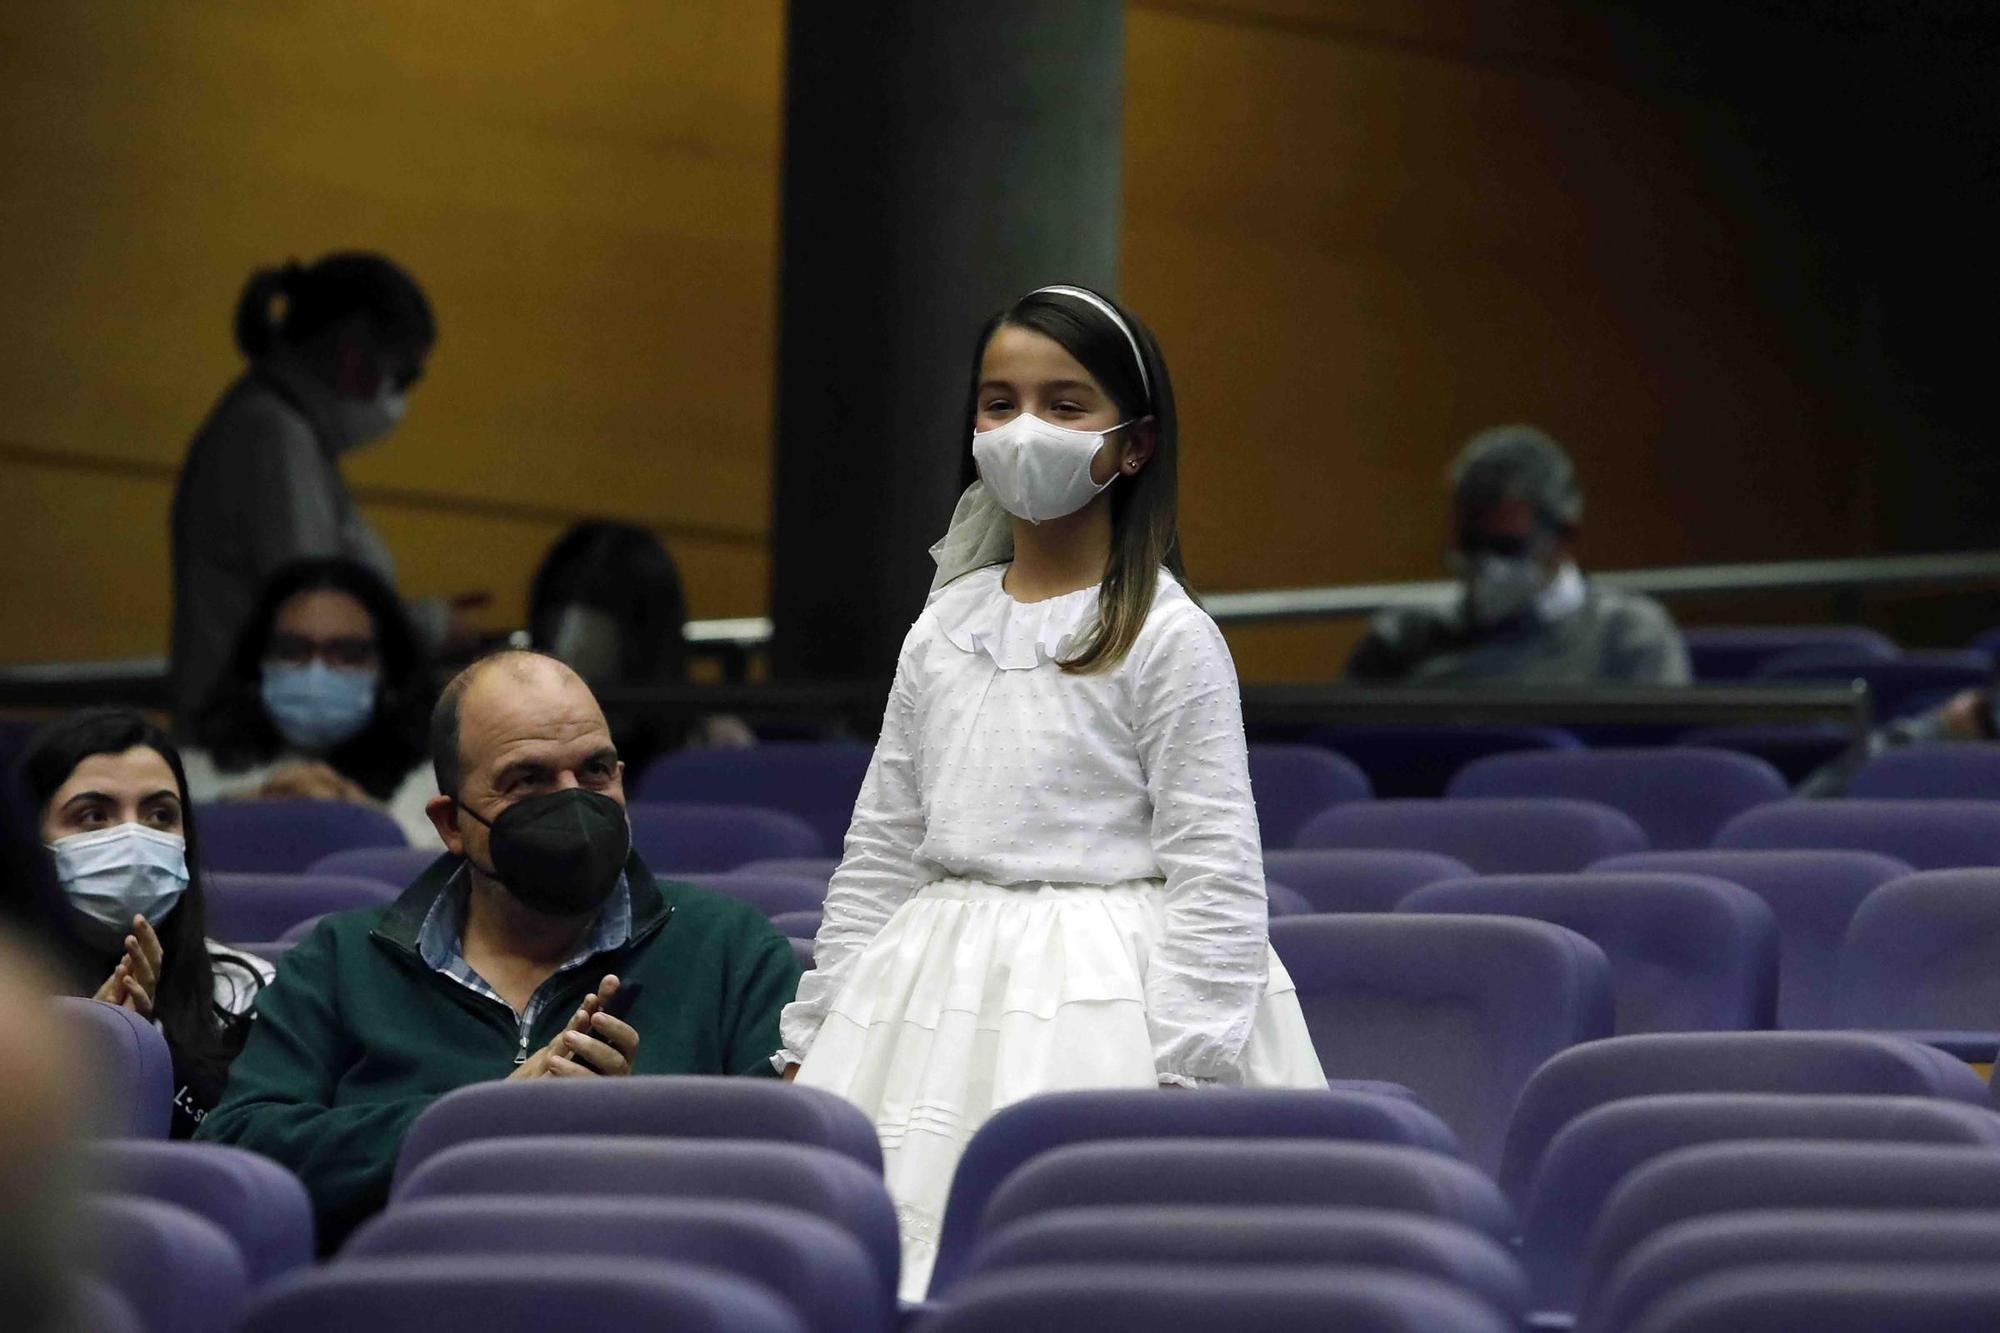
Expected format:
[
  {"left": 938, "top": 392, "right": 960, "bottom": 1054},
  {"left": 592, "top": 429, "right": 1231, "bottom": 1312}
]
[
  {"left": 47, "top": 824, "right": 189, "bottom": 941},
  {"left": 972, "top": 414, "right": 1130, "bottom": 524}
]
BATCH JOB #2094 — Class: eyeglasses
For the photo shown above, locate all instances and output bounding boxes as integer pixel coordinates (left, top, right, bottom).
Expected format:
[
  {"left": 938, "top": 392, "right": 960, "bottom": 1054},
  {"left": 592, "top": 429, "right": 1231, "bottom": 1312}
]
[{"left": 266, "top": 634, "right": 380, "bottom": 669}]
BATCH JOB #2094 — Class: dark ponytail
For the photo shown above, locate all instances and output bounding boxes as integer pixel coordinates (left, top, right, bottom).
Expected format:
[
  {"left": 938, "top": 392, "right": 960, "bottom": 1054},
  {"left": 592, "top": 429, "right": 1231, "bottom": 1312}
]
[
  {"left": 230, "top": 252, "right": 435, "bottom": 366},
  {"left": 232, "top": 260, "right": 302, "bottom": 360}
]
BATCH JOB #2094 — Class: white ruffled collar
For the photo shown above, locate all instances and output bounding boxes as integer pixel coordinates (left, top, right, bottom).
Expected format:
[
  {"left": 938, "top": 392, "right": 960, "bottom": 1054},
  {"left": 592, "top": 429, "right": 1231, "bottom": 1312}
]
[{"left": 928, "top": 565, "right": 1105, "bottom": 671}]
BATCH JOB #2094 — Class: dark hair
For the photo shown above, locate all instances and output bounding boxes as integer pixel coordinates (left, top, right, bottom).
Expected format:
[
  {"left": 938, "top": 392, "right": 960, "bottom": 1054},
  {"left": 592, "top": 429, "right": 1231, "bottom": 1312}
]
[
  {"left": 233, "top": 251, "right": 436, "bottom": 367},
  {"left": 1451, "top": 424, "right": 1583, "bottom": 533},
  {"left": 964, "top": 286, "right": 1187, "bottom": 674},
  {"left": 528, "top": 521, "right": 689, "bottom": 684},
  {"left": 191, "top": 558, "right": 433, "bottom": 799},
  {"left": 430, "top": 648, "right": 565, "bottom": 797},
  {"left": 18, "top": 709, "right": 258, "bottom": 1094}
]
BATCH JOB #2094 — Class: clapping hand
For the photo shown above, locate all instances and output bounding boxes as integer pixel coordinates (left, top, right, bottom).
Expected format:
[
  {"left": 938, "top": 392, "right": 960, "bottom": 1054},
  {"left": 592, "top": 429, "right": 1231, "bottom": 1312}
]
[
  {"left": 91, "top": 916, "right": 162, "bottom": 1018},
  {"left": 507, "top": 974, "right": 640, "bottom": 1080}
]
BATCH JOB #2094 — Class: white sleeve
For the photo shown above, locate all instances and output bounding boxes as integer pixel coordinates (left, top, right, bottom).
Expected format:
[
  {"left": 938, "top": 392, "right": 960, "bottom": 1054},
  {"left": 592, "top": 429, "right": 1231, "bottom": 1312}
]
[
  {"left": 1133, "top": 605, "right": 1269, "bottom": 1085},
  {"left": 776, "top": 628, "right": 929, "bottom": 1066}
]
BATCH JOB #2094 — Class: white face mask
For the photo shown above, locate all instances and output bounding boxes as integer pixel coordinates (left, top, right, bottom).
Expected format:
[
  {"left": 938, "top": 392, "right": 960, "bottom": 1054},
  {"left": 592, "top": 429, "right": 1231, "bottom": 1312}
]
[
  {"left": 1463, "top": 554, "right": 1548, "bottom": 628},
  {"left": 47, "top": 824, "right": 189, "bottom": 943},
  {"left": 329, "top": 381, "right": 407, "bottom": 454},
  {"left": 972, "top": 413, "right": 1130, "bottom": 524}
]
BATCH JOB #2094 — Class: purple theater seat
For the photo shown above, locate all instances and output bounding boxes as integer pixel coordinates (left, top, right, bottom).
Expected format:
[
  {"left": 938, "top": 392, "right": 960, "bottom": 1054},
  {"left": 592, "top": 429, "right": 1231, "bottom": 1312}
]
[
  {"left": 1271, "top": 915, "right": 1614, "bottom": 1174},
  {"left": 1625, "top": 1262, "right": 2000, "bottom": 1333},
  {"left": 921, "top": 1264, "right": 1513, "bottom": 1333},
  {"left": 675, "top": 872, "right": 826, "bottom": 918},
  {"left": 789, "top": 935, "right": 815, "bottom": 971},
  {"left": 69, "top": 1277, "right": 143, "bottom": 1333},
  {"left": 78, "top": 1196, "right": 248, "bottom": 1333},
  {"left": 205, "top": 872, "right": 399, "bottom": 941},
  {"left": 1761, "top": 649, "right": 1994, "bottom": 721},
  {"left": 1591, "top": 850, "right": 1913, "bottom": 1029},
  {"left": 1585, "top": 1142, "right": 2000, "bottom": 1317},
  {"left": 737, "top": 856, "right": 841, "bottom": 883},
  {"left": 962, "top": 1207, "right": 1530, "bottom": 1321},
  {"left": 1715, "top": 798, "right": 2000, "bottom": 869},
  {"left": 343, "top": 1197, "right": 886, "bottom": 1333},
  {"left": 927, "top": 1087, "right": 1464, "bottom": 1294},
  {"left": 1245, "top": 743, "right": 1371, "bottom": 846},
  {"left": 55, "top": 997, "right": 174, "bottom": 1138},
  {"left": 626, "top": 801, "right": 823, "bottom": 872},
  {"left": 980, "top": 1141, "right": 1515, "bottom": 1244},
  {"left": 635, "top": 741, "right": 874, "bottom": 852},
  {"left": 86, "top": 1140, "right": 316, "bottom": 1284},
  {"left": 770, "top": 908, "right": 821, "bottom": 938},
  {"left": 1520, "top": 1093, "right": 2000, "bottom": 1315},
  {"left": 1497, "top": 1031, "right": 1993, "bottom": 1206},
  {"left": 276, "top": 914, "right": 331, "bottom": 944},
  {"left": 239, "top": 1256, "right": 806, "bottom": 1333},
  {"left": 390, "top": 1138, "right": 898, "bottom": 1299},
  {"left": 1263, "top": 849, "right": 1475, "bottom": 914},
  {"left": 1850, "top": 742, "right": 2000, "bottom": 799},
  {"left": 1682, "top": 625, "right": 1898, "bottom": 681},
  {"left": 393, "top": 1076, "right": 883, "bottom": 1186},
  {"left": 1832, "top": 869, "right": 2000, "bottom": 1059},
  {"left": 195, "top": 799, "right": 405, "bottom": 874},
  {"left": 1310, "top": 724, "right": 1583, "bottom": 799},
  {"left": 1447, "top": 749, "right": 1788, "bottom": 851},
  {"left": 1675, "top": 723, "right": 1854, "bottom": 785},
  {"left": 1398, "top": 874, "right": 1778, "bottom": 1034},
  {"left": 1585, "top": 1210, "right": 2000, "bottom": 1333},
  {"left": 1297, "top": 799, "right": 1647, "bottom": 873},
  {"left": 309, "top": 845, "right": 445, "bottom": 888},
  {"left": 1265, "top": 881, "right": 1314, "bottom": 917}
]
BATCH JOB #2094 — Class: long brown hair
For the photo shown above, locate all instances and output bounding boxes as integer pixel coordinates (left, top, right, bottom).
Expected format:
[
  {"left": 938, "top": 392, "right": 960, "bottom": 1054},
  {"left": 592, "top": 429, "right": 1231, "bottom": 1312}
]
[{"left": 964, "top": 286, "right": 1190, "bottom": 674}]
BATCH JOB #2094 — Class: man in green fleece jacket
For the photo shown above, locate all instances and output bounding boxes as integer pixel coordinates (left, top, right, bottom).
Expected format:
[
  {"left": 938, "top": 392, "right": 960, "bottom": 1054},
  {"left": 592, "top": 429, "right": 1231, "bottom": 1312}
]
[{"left": 198, "top": 650, "right": 801, "bottom": 1246}]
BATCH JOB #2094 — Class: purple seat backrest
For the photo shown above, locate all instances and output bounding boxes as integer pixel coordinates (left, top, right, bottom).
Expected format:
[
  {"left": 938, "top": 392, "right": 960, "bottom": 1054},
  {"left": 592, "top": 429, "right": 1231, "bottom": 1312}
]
[
  {"left": 1447, "top": 749, "right": 1788, "bottom": 851},
  {"left": 342, "top": 1197, "right": 885, "bottom": 1333},
  {"left": 1682, "top": 625, "right": 1898, "bottom": 681},
  {"left": 1265, "top": 881, "right": 1313, "bottom": 917},
  {"left": 87, "top": 1141, "right": 315, "bottom": 1286},
  {"left": 1714, "top": 799, "right": 2000, "bottom": 870},
  {"left": 981, "top": 1141, "right": 1513, "bottom": 1243},
  {"left": 1521, "top": 1093, "right": 2000, "bottom": 1314},
  {"left": 673, "top": 873, "right": 825, "bottom": 918},
  {"left": 195, "top": 800, "right": 405, "bottom": 874},
  {"left": 1585, "top": 1210, "right": 2000, "bottom": 1333},
  {"left": 308, "top": 846, "right": 445, "bottom": 888},
  {"left": 1398, "top": 874, "right": 1779, "bottom": 1035},
  {"left": 1298, "top": 799, "right": 1648, "bottom": 874},
  {"left": 769, "top": 909, "right": 822, "bottom": 939},
  {"left": 634, "top": 741, "right": 874, "bottom": 851},
  {"left": 394, "top": 1077, "right": 883, "bottom": 1186},
  {"left": 1585, "top": 1142, "right": 2000, "bottom": 1312},
  {"left": 1271, "top": 915, "right": 1614, "bottom": 1175},
  {"left": 1849, "top": 742, "right": 2000, "bottom": 799},
  {"left": 962, "top": 1206, "right": 1530, "bottom": 1320},
  {"left": 1833, "top": 869, "right": 2000, "bottom": 1029},
  {"left": 1496, "top": 1030, "right": 1993, "bottom": 1206},
  {"left": 79, "top": 1196, "right": 249, "bottom": 1333},
  {"left": 55, "top": 998, "right": 174, "bottom": 1138},
  {"left": 788, "top": 935, "right": 815, "bottom": 972},
  {"left": 928, "top": 1087, "right": 1464, "bottom": 1294},
  {"left": 1674, "top": 724, "right": 1853, "bottom": 785},
  {"left": 390, "top": 1138, "right": 897, "bottom": 1298},
  {"left": 920, "top": 1263, "right": 1514, "bottom": 1333},
  {"left": 237, "top": 1256, "right": 807, "bottom": 1333},
  {"left": 205, "top": 872, "right": 399, "bottom": 941},
  {"left": 626, "top": 801, "right": 823, "bottom": 872},
  {"left": 1245, "top": 743, "right": 1371, "bottom": 847},
  {"left": 1310, "top": 724, "right": 1583, "bottom": 799},
  {"left": 1591, "top": 850, "right": 1913, "bottom": 1028},
  {"left": 737, "top": 856, "right": 841, "bottom": 884},
  {"left": 1758, "top": 649, "right": 1994, "bottom": 721},
  {"left": 1263, "top": 849, "right": 1476, "bottom": 914}
]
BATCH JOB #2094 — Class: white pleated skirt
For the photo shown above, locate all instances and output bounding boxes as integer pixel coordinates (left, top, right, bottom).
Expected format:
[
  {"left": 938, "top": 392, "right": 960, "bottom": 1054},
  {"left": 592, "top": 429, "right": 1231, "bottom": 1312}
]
[{"left": 794, "top": 878, "right": 1327, "bottom": 1300}]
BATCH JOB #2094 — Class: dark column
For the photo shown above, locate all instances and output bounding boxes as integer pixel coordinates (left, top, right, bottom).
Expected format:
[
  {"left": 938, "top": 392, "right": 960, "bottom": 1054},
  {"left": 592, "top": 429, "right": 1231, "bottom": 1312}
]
[{"left": 770, "top": 1, "right": 1124, "bottom": 682}]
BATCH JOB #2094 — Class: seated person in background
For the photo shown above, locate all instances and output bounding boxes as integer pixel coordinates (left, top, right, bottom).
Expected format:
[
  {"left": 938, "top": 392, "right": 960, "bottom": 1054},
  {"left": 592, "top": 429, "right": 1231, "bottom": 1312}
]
[
  {"left": 19, "top": 709, "right": 271, "bottom": 1139},
  {"left": 1799, "top": 685, "right": 1997, "bottom": 796},
  {"left": 528, "top": 519, "right": 754, "bottom": 772},
  {"left": 197, "top": 650, "right": 799, "bottom": 1246},
  {"left": 1346, "top": 425, "right": 1691, "bottom": 685},
  {"left": 182, "top": 557, "right": 440, "bottom": 845},
  {"left": 0, "top": 925, "right": 86, "bottom": 1333}
]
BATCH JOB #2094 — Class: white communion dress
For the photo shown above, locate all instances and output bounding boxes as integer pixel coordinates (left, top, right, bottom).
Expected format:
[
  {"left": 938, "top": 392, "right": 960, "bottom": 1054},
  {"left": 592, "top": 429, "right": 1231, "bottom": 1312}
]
[{"left": 780, "top": 565, "right": 1327, "bottom": 1299}]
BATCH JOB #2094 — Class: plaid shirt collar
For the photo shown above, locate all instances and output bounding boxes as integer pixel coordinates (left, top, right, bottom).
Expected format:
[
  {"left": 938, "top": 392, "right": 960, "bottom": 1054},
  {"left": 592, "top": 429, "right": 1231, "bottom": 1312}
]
[{"left": 417, "top": 861, "right": 635, "bottom": 1028}]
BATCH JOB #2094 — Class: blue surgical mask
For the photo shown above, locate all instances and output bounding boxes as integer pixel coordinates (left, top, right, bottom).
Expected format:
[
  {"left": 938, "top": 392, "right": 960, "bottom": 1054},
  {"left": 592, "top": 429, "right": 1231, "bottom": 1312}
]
[
  {"left": 47, "top": 824, "right": 188, "bottom": 944},
  {"left": 261, "top": 661, "right": 379, "bottom": 752}
]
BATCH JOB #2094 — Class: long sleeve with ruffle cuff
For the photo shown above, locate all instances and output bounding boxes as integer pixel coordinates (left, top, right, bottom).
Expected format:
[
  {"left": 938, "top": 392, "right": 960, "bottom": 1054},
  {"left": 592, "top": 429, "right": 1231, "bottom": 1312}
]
[{"left": 1133, "top": 605, "right": 1270, "bottom": 1086}]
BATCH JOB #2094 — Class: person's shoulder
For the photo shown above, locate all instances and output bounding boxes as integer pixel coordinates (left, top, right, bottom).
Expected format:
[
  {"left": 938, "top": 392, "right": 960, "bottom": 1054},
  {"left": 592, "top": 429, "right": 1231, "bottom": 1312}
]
[{"left": 1590, "top": 583, "right": 1682, "bottom": 634}]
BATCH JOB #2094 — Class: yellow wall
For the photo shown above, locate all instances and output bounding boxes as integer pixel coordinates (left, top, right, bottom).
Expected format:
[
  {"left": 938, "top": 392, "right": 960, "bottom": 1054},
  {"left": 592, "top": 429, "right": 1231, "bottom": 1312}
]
[
  {"left": 1, "top": 2, "right": 1873, "bottom": 682},
  {"left": 0, "top": 2, "right": 780, "bottom": 663}
]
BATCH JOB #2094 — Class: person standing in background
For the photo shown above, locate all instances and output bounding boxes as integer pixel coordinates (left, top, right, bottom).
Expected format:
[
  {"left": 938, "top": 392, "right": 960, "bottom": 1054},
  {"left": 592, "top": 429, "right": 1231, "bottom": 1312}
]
[
  {"left": 170, "top": 251, "right": 439, "bottom": 730},
  {"left": 1345, "top": 425, "right": 1691, "bottom": 686}
]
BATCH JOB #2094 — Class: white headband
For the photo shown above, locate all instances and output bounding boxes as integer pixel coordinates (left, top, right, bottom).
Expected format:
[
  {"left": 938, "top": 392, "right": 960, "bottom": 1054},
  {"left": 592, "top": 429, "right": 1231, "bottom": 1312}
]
[{"left": 1029, "top": 284, "right": 1151, "bottom": 404}]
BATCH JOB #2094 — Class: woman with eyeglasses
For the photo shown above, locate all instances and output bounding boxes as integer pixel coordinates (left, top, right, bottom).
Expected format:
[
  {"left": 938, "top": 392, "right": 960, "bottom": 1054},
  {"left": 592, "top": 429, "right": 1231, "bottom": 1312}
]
[
  {"left": 169, "top": 250, "right": 443, "bottom": 732},
  {"left": 181, "top": 558, "right": 440, "bottom": 844}
]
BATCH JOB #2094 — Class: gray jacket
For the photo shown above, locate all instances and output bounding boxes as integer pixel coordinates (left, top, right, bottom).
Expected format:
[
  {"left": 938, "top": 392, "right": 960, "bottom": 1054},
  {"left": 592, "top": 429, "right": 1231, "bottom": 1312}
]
[{"left": 1345, "top": 584, "right": 1691, "bottom": 686}]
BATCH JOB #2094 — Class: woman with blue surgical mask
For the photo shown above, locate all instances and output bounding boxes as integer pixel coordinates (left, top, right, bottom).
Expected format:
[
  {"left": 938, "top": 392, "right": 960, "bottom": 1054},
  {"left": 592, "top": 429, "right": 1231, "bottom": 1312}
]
[
  {"left": 181, "top": 558, "right": 440, "bottom": 844},
  {"left": 21, "top": 710, "right": 271, "bottom": 1139}
]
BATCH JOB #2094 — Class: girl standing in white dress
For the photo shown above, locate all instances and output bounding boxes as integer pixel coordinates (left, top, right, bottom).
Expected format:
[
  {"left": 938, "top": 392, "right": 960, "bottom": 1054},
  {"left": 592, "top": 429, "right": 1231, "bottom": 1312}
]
[{"left": 779, "top": 284, "right": 1325, "bottom": 1298}]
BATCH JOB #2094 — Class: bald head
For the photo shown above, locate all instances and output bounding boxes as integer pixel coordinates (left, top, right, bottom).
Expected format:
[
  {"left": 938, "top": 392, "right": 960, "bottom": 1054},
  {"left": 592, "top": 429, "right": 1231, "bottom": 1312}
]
[{"left": 429, "top": 650, "right": 601, "bottom": 796}]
